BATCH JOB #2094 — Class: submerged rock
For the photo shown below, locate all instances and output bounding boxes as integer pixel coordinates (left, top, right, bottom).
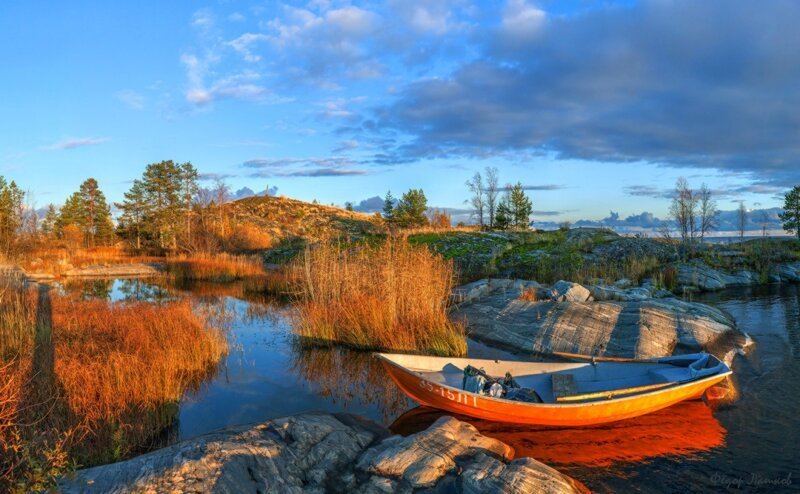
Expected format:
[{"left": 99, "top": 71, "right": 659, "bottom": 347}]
[
  {"left": 59, "top": 413, "right": 583, "bottom": 494},
  {"left": 452, "top": 289, "right": 747, "bottom": 360}
]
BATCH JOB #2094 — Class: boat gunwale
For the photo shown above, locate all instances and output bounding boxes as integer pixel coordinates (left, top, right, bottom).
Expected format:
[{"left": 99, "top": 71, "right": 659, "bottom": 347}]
[{"left": 375, "top": 352, "right": 732, "bottom": 409}]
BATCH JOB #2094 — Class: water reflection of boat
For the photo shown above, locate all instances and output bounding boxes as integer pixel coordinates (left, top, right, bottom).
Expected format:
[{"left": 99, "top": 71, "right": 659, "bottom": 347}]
[
  {"left": 391, "top": 400, "right": 726, "bottom": 468},
  {"left": 377, "top": 353, "right": 731, "bottom": 426}
]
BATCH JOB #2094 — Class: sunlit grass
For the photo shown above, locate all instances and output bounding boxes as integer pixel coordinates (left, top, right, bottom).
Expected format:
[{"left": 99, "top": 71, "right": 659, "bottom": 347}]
[
  {"left": 164, "top": 253, "right": 266, "bottom": 282},
  {"left": 291, "top": 240, "right": 466, "bottom": 356},
  {"left": 0, "top": 277, "right": 227, "bottom": 491}
]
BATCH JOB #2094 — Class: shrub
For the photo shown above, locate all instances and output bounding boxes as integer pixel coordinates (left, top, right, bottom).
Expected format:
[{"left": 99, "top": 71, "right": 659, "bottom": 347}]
[
  {"left": 291, "top": 240, "right": 466, "bottom": 356},
  {"left": 228, "top": 223, "right": 274, "bottom": 252}
]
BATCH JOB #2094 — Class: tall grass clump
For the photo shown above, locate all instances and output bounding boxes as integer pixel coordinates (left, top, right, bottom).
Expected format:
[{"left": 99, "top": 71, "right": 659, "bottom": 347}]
[
  {"left": 49, "top": 295, "right": 227, "bottom": 463},
  {"left": 0, "top": 277, "right": 228, "bottom": 491},
  {"left": 291, "top": 240, "right": 466, "bottom": 356},
  {"left": 165, "top": 253, "right": 266, "bottom": 282}
]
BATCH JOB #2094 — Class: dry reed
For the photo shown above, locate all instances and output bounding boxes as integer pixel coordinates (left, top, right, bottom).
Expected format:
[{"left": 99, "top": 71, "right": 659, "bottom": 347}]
[
  {"left": 164, "top": 253, "right": 266, "bottom": 282},
  {"left": 291, "top": 240, "right": 466, "bottom": 356},
  {"left": 0, "top": 278, "right": 228, "bottom": 489}
]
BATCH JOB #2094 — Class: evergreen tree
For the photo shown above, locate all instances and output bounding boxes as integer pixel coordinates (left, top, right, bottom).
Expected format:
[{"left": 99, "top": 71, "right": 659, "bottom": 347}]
[
  {"left": 116, "top": 180, "right": 148, "bottom": 250},
  {"left": 41, "top": 204, "right": 58, "bottom": 237},
  {"left": 0, "top": 177, "right": 24, "bottom": 255},
  {"left": 78, "top": 178, "right": 113, "bottom": 247},
  {"left": 180, "top": 162, "right": 199, "bottom": 243},
  {"left": 494, "top": 199, "right": 511, "bottom": 230},
  {"left": 382, "top": 191, "right": 395, "bottom": 223},
  {"left": 57, "top": 179, "right": 115, "bottom": 247},
  {"left": 780, "top": 185, "right": 800, "bottom": 240},
  {"left": 507, "top": 182, "right": 533, "bottom": 229},
  {"left": 56, "top": 192, "right": 84, "bottom": 236},
  {"left": 394, "top": 189, "right": 429, "bottom": 228},
  {"left": 142, "top": 161, "right": 192, "bottom": 249},
  {"left": 344, "top": 201, "right": 354, "bottom": 211}
]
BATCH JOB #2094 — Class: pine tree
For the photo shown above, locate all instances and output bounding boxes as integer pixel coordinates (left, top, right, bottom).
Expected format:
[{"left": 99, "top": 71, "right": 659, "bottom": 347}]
[
  {"left": 180, "top": 162, "right": 199, "bottom": 243},
  {"left": 0, "top": 177, "right": 24, "bottom": 255},
  {"left": 394, "top": 189, "right": 429, "bottom": 228},
  {"left": 780, "top": 185, "right": 800, "bottom": 240},
  {"left": 78, "top": 178, "right": 113, "bottom": 247},
  {"left": 56, "top": 192, "right": 83, "bottom": 236},
  {"left": 495, "top": 199, "right": 511, "bottom": 230},
  {"left": 58, "top": 179, "right": 115, "bottom": 247},
  {"left": 141, "top": 161, "right": 186, "bottom": 249},
  {"left": 382, "top": 191, "right": 395, "bottom": 223},
  {"left": 507, "top": 182, "right": 533, "bottom": 229},
  {"left": 41, "top": 204, "right": 58, "bottom": 237},
  {"left": 116, "top": 180, "right": 147, "bottom": 250},
  {"left": 344, "top": 201, "right": 354, "bottom": 211}
]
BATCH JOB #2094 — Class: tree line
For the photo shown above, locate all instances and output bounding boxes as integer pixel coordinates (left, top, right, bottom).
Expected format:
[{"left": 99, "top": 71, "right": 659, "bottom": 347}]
[{"left": 466, "top": 167, "right": 533, "bottom": 230}]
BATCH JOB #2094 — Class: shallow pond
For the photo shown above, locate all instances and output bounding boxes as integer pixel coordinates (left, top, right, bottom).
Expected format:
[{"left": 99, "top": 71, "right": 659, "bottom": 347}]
[{"left": 63, "top": 279, "right": 799, "bottom": 492}]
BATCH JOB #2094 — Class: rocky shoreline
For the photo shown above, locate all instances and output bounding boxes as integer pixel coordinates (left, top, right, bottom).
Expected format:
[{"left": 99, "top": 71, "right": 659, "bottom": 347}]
[
  {"left": 59, "top": 413, "right": 585, "bottom": 494},
  {"left": 451, "top": 278, "right": 751, "bottom": 363}
]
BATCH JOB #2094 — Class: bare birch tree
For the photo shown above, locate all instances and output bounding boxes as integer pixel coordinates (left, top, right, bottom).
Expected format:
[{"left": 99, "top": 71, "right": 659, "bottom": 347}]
[
  {"left": 669, "top": 177, "right": 698, "bottom": 244},
  {"left": 737, "top": 202, "right": 747, "bottom": 241},
  {"left": 484, "top": 167, "right": 499, "bottom": 229},
  {"left": 465, "top": 172, "right": 485, "bottom": 229},
  {"left": 697, "top": 183, "right": 719, "bottom": 241}
]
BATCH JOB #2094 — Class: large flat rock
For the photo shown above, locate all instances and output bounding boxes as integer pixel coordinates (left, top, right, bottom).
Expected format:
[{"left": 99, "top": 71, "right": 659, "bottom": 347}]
[
  {"left": 59, "top": 413, "right": 584, "bottom": 494},
  {"left": 452, "top": 290, "right": 747, "bottom": 360}
]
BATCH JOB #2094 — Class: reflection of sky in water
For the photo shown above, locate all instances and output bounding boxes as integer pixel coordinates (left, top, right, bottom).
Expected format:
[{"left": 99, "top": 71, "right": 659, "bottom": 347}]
[
  {"left": 61, "top": 278, "right": 800, "bottom": 492},
  {"left": 60, "top": 278, "right": 171, "bottom": 302}
]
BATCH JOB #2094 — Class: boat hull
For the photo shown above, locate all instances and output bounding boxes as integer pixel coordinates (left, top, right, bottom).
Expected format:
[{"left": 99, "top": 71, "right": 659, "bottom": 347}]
[{"left": 380, "top": 358, "right": 729, "bottom": 426}]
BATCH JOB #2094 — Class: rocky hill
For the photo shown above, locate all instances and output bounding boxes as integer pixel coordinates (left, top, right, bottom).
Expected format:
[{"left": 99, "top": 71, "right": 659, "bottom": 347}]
[{"left": 230, "top": 196, "right": 379, "bottom": 241}]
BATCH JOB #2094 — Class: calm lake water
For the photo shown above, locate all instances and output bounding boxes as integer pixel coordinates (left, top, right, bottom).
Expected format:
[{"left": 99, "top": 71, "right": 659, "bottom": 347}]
[{"left": 64, "top": 279, "right": 800, "bottom": 493}]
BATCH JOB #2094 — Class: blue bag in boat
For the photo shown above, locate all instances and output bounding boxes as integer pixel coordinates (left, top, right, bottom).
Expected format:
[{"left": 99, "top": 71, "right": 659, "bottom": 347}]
[
  {"left": 464, "top": 374, "right": 488, "bottom": 394},
  {"left": 463, "top": 365, "right": 489, "bottom": 394}
]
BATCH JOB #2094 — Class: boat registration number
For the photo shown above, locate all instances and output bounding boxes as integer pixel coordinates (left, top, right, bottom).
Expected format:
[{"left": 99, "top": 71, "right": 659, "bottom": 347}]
[{"left": 418, "top": 378, "right": 478, "bottom": 406}]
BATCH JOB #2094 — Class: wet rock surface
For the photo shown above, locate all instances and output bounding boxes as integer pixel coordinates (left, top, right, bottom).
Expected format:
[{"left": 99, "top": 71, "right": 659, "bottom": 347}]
[
  {"left": 59, "top": 413, "right": 583, "bottom": 494},
  {"left": 452, "top": 280, "right": 748, "bottom": 361}
]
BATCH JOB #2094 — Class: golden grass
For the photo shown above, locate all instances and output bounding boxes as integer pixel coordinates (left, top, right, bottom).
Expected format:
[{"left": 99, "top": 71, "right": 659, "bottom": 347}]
[
  {"left": 0, "top": 278, "right": 227, "bottom": 489},
  {"left": 291, "top": 240, "right": 466, "bottom": 356},
  {"left": 17, "top": 246, "right": 162, "bottom": 277},
  {"left": 51, "top": 296, "right": 226, "bottom": 446},
  {"left": 164, "top": 253, "right": 266, "bottom": 282},
  {"left": 518, "top": 287, "right": 539, "bottom": 302}
]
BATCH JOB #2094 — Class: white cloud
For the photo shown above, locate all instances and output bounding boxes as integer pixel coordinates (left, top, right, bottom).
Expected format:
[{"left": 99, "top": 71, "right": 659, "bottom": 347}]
[
  {"left": 191, "top": 9, "right": 215, "bottom": 31},
  {"left": 228, "top": 33, "right": 270, "bottom": 62},
  {"left": 115, "top": 90, "right": 145, "bottom": 110},
  {"left": 43, "top": 137, "right": 110, "bottom": 151},
  {"left": 228, "top": 12, "right": 246, "bottom": 22},
  {"left": 502, "top": 0, "right": 545, "bottom": 41}
]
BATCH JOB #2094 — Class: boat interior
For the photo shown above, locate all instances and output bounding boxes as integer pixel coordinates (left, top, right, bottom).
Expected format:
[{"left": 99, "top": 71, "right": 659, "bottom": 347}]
[{"left": 378, "top": 353, "right": 729, "bottom": 404}]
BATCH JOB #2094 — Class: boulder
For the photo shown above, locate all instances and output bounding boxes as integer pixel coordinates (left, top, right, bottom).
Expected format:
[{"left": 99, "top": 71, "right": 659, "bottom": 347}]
[
  {"left": 451, "top": 290, "right": 748, "bottom": 360},
  {"left": 59, "top": 413, "right": 583, "bottom": 494},
  {"left": 776, "top": 262, "right": 800, "bottom": 282},
  {"left": 549, "top": 280, "right": 591, "bottom": 302},
  {"left": 452, "top": 279, "right": 542, "bottom": 305}
]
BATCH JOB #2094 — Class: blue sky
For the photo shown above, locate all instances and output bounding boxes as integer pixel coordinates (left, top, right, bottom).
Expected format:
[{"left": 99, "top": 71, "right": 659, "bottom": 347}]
[{"left": 1, "top": 0, "right": 798, "bottom": 231}]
